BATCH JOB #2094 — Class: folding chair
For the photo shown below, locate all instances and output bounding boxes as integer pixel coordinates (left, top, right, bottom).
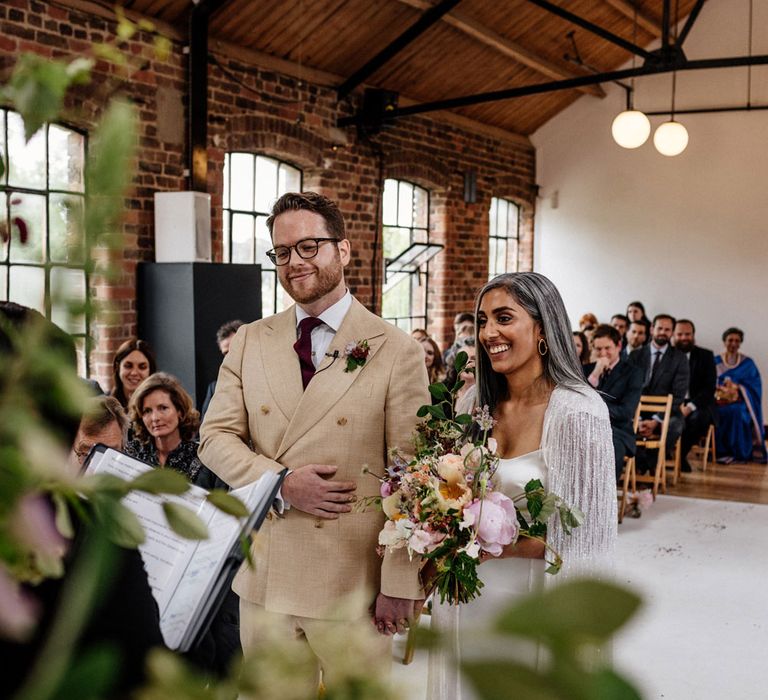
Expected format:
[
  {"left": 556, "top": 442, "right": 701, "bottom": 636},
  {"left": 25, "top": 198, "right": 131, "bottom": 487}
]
[
  {"left": 634, "top": 394, "right": 673, "bottom": 499},
  {"left": 665, "top": 436, "right": 682, "bottom": 486},
  {"left": 690, "top": 424, "right": 716, "bottom": 471}
]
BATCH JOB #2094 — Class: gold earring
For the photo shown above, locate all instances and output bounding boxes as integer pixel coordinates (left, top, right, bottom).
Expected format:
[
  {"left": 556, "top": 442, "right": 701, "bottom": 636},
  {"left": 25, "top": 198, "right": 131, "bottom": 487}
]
[{"left": 538, "top": 338, "right": 548, "bottom": 356}]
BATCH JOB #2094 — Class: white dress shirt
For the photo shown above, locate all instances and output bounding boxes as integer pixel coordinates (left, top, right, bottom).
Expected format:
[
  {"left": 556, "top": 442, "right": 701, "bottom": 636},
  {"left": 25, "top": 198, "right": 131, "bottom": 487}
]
[{"left": 295, "top": 290, "right": 353, "bottom": 368}]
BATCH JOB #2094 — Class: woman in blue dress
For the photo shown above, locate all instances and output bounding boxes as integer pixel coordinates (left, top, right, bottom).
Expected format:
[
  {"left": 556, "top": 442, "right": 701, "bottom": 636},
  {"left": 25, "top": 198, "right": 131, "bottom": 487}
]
[{"left": 715, "top": 327, "right": 766, "bottom": 463}]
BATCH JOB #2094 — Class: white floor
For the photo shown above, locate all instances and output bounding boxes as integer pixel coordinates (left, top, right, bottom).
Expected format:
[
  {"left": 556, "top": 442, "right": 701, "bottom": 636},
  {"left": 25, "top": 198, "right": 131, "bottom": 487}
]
[{"left": 392, "top": 495, "right": 768, "bottom": 700}]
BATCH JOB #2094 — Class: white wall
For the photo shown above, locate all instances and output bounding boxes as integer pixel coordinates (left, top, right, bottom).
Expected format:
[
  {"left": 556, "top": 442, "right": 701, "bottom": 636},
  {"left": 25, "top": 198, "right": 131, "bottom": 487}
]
[{"left": 532, "top": 0, "right": 768, "bottom": 416}]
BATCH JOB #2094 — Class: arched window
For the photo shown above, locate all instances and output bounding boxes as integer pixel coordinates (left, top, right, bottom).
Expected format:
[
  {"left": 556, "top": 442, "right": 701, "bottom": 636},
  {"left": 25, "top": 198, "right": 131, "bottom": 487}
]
[
  {"left": 381, "top": 178, "right": 430, "bottom": 332},
  {"left": 222, "top": 153, "right": 302, "bottom": 318},
  {"left": 0, "top": 109, "right": 90, "bottom": 375},
  {"left": 488, "top": 196, "right": 520, "bottom": 278}
]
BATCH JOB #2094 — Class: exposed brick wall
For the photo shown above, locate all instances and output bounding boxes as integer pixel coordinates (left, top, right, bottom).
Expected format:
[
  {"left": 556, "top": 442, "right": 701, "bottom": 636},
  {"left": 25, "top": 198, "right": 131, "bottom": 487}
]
[{"left": 3, "top": 0, "right": 536, "bottom": 388}]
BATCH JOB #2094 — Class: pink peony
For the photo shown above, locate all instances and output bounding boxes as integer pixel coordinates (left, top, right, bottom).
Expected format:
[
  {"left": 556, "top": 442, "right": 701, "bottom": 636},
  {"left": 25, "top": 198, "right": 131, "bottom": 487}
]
[
  {"left": 409, "top": 527, "right": 445, "bottom": 554},
  {"left": 464, "top": 492, "right": 518, "bottom": 556}
]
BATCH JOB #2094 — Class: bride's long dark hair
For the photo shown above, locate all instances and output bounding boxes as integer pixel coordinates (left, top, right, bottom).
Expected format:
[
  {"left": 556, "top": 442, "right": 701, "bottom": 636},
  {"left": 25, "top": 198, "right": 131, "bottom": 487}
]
[{"left": 473, "top": 272, "right": 588, "bottom": 419}]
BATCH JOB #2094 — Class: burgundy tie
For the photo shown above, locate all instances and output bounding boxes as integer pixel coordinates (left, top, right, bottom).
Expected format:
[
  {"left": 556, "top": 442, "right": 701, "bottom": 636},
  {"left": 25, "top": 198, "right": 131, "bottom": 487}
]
[{"left": 294, "top": 317, "right": 324, "bottom": 390}]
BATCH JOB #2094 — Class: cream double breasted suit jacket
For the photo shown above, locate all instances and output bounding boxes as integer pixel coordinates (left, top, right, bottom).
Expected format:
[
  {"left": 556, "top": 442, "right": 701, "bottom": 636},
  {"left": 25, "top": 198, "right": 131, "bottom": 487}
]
[{"left": 199, "top": 298, "right": 430, "bottom": 620}]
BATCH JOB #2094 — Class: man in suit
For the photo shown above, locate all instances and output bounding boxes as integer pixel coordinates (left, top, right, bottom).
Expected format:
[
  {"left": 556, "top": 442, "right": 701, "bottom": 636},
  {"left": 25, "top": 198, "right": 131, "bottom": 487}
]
[
  {"left": 674, "top": 319, "right": 717, "bottom": 472},
  {"left": 199, "top": 192, "right": 429, "bottom": 691},
  {"left": 586, "top": 324, "right": 644, "bottom": 480},
  {"left": 622, "top": 319, "right": 648, "bottom": 359},
  {"left": 628, "top": 313, "right": 690, "bottom": 452}
]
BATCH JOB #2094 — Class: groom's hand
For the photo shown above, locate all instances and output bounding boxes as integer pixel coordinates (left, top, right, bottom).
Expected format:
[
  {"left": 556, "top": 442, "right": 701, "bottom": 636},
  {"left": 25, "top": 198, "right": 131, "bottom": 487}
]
[
  {"left": 282, "top": 464, "right": 356, "bottom": 519},
  {"left": 373, "top": 593, "right": 422, "bottom": 636}
]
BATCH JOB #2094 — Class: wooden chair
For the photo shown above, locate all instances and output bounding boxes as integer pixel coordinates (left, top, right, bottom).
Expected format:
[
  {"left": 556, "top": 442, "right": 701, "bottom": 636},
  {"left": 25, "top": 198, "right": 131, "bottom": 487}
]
[
  {"left": 665, "top": 437, "right": 682, "bottom": 486},
  {"left": 634, "top": 394, "right": 673, "bottom": 499},
  {"left": 618, "top": 455, "right": 636, "bottom": 524},
  {"left": 690, "top": 424, "right": 716, "bottom": 471}
]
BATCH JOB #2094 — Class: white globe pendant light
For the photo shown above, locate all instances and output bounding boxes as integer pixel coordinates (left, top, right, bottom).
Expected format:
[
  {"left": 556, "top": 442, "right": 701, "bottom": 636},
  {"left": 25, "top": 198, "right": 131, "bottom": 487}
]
[
  {"left": 653, "top": 120, "right": 689, "bottom": 156},
  {"left": 612, "top": 109, "right": 651, "bottom": 148}
]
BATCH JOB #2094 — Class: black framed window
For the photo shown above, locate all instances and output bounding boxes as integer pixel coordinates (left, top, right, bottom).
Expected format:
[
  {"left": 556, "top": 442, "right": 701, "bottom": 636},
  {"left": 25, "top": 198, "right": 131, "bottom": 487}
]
[
  {"left": 381, "top": 178, "right": 430, "bottom": 332},
  {"left": 0, "top": 108, "right": 90, "bottom": 375},
  {"left": 488, "top": 196, "right": 520, "bottom": 278},
  {"left": 222, "top": 153, "right": 302, "bottom": 319}
]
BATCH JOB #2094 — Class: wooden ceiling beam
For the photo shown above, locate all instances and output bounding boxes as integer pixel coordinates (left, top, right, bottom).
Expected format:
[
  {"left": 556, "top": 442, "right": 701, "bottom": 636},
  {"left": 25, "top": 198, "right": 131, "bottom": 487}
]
[
  {"left": 395, "top": 0, "right": 605, "bottom": 98},
  {"left": 603, "top": 0, "right": 662, "bottom": 37}
]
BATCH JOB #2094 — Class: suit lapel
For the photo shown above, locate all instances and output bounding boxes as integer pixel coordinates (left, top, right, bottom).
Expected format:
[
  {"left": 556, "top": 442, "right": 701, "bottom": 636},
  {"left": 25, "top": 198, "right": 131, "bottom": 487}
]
[
  {"left": 274, "top": 299, "right": 386, "bottom": 460},
  {"left": 261, "top": 307, "right": 304, "bottom": 421}
]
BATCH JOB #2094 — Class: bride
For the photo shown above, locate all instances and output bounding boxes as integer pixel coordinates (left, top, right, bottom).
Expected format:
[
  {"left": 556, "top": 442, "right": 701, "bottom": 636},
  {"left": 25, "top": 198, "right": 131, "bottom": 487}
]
[{"left": 427, "top": 272, "right": 617, "bottom": 699}]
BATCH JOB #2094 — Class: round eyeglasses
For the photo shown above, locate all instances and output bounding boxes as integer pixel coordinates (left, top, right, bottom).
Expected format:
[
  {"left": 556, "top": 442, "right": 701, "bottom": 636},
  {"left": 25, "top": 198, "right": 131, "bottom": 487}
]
[{"left": 266, "top": 237, "right": 339, "bottom": 266}]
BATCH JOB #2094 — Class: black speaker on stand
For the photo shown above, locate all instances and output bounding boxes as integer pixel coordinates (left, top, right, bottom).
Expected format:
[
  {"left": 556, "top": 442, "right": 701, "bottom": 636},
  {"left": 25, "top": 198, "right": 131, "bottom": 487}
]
[{"left": 137, "top": 263, "right": 262, "bottom": 409}]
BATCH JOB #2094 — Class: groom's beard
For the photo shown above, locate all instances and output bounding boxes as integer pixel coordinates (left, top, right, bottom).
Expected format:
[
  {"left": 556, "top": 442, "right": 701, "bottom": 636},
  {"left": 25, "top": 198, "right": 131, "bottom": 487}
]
[{"left": 279, "top": 254, "right": 344, "bottom": 305}]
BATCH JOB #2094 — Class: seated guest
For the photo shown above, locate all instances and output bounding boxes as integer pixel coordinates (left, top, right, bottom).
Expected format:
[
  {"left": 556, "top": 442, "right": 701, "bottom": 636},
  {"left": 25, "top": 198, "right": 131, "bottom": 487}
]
[
  {"left": 421, "top": 336, "right": 446, "bottom": 385},
  {"left": 626, "top": 301, "right": 651, "bottom": 327},
  {"left": 611, "top": 313, "right": 629, "bottom": 339},
  {"left": 201, "top": 319, "right": 244, "bottom": 419},
  {"left": 673, "top": 319, "right": 717, "bottom": 472},
  {"left": 578, "top": 312, "right": 598, "bottom": 332},
  {"left": 623, "top": 319, "right": 649, "bottom": 358},
  {"left": 126, "top": 373, "right": 240, "bottom": 674},
  {"left": 715, "top": 327, "right": 766, "bottom": 464},
  {"left": 628, "top": 314, "right": 689, "bottom": 453},
  {"left": 411, "top": 328, "right": 429, "bottom": 342},
  {"left": 110, "top": 338, "right": 157, "bottom": 409},
  {"left": 585, "top": 325, "right": 644, "bottom": 480},
  {"left": 444, "top": 336, "right": 476, "bottom": 403},
  {"left": 573, "top": 330, "right": 591, "bottom": 367},
  {"left": 442, "top": 312, "right": 475, "bottom": 365}
]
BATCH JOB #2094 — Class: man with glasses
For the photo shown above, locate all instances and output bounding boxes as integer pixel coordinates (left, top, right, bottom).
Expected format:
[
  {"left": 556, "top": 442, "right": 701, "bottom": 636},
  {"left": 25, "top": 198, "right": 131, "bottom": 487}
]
[{"left": 200, "top": 191, "right": 429, "bottom": 692}]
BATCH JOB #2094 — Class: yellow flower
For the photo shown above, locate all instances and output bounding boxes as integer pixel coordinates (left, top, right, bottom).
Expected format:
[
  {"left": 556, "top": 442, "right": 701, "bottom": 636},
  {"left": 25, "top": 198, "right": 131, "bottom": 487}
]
[
  {"left": 435, "top": 477, "right": 472, "bottom": 512},
  {"left": 436, "top": 453, "right": 465, "bottom": 484},
  {"left": 381, "top": 492, "right": 402, "bottom": 519}
]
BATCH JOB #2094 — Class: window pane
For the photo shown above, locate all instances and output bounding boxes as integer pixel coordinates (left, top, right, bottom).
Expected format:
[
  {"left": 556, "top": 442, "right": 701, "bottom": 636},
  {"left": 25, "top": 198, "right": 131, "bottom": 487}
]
[
  {"left": 48, "top": 125, "right": 85, "bottom": 192},
  {"left": 397, "top": 182, "right": 413, "bottom": 228},
  {"left": 7, "top": 113, "right": 46, "bottom": 190},
  {"left": 9, "top": 265, "right": 45, "bottom": 313},
  {"left": 488, "top": 238, "right": 497, "bottom": 277},
  {"left": 255, "top": 215, "right": 273, "bottom": 268},
  {"left": 278, "top": 163, "right": 301, "bottom": 193},
  {"left": 74, "top": 336, "right": 87, "bottom": 377},
  {"left": 496, "top": 237, "right": 506, "bottom": 274},
  {"left": 382, "top": 276, "right": 410, "bottom": 320},
  {"left": 508, "top": 238, "right": 519, "bottom": 272},
  {"left": 223, "top": 212, "right": 230, "bottom": 262},
  {"left": 508, "top": 202, "right": 519, "bottom": 238},
  {"left": 231, "top": 213, "right": 254, "bottom": 263},
  {"left": 255, "top": 156, "right": 278, "bottom": 213},
  {"left": 413, "top": 185, "right": 429, "bottom": 229},
  {"left": 51, "top": 266, "right": 86, "bottom": 334},
  {"left": 383, "top": 226, "right": 410, "bottom": 260},
  {"left": 230, "top": 153, "right": 254, "bottom": 211},
  {"left": 9, "top": 193, "right": 46, "bottom": 263},
  {"left": 0, "top": 110, "right": 6, "bottom": 185},
  {"left": 382, "top": 179, "right": 398, "bottom": 226},
  {"left": 261, "top": 272, "right": 276, "bottom": 318},
  {"left": 0, "top": 192, "right": 7, "bottom": 262},
  {"left": 0, "top": 265, "right": 6, "bottom": 300},
  {"left": 49, "top": 193, "right": 85, "bottom": 263},
  {"left": 223, "top": 154, "right": 230, "bottom": 209}
]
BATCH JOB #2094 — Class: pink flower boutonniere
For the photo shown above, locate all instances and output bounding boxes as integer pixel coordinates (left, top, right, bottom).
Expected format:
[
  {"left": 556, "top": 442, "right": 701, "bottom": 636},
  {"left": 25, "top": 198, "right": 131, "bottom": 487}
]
[{"left": 343, "top": 339, "right": 370, "bottom": 373}]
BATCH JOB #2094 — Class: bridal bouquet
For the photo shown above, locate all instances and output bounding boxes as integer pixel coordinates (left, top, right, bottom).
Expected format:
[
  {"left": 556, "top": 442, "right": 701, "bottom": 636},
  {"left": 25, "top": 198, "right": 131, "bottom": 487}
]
[{"left": 362, "top": 352, "right": 584, "bottom": 605}]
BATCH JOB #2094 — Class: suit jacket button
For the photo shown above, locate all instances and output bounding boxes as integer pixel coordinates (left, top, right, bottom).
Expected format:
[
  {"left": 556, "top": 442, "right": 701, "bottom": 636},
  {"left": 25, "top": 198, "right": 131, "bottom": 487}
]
[
  {"left": 337, "top": 417, "right": 348, "bottom": 426},
  {"left": 261, "top": 405, "right": 270, "bottom": 415},
  {"left": 314, "top": 519, "right": 323, "bottom": 528}
]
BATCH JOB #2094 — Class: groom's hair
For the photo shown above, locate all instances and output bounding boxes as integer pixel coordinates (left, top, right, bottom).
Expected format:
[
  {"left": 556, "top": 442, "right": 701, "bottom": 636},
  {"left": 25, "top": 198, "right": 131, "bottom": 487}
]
[{"left": 266, "top": 191, "right": 346, "bottom": 241}]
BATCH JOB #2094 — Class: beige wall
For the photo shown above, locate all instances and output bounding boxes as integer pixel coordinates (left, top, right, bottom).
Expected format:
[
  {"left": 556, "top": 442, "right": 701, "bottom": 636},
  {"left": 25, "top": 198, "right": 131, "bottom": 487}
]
[{"left": 532, "top": 0, "right": 768, "bottom": 417}]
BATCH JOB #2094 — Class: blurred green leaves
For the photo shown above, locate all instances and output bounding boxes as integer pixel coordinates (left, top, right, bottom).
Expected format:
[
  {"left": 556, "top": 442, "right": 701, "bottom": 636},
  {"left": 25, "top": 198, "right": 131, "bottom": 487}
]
[{"left": 461, "top": 578, "right": 643, "bottom": 700}]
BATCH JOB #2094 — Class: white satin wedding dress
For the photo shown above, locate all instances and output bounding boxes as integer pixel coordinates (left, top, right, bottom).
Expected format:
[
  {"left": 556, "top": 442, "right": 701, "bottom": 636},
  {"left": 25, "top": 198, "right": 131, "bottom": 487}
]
[{"left": 426, "top": 450, "right": 548, "bottom": 700}]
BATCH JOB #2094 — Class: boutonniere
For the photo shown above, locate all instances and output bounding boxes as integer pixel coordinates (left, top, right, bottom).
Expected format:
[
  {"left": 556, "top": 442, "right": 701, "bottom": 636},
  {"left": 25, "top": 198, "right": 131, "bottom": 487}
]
[{"left": 343, "top": 339, "right": 370, "bottom": 373}]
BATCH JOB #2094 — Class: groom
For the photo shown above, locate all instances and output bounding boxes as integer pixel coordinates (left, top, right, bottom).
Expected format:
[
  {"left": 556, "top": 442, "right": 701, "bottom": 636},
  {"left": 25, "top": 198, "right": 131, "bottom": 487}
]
[{"left": 199, "top": 192, "right": 428, "bottom": 687}]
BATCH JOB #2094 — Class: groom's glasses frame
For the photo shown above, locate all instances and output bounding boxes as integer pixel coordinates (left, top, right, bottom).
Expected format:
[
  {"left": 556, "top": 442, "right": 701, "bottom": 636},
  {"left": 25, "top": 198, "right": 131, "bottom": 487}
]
[{"left": 266, "top": 237, "right": 339, "bottom": 266}]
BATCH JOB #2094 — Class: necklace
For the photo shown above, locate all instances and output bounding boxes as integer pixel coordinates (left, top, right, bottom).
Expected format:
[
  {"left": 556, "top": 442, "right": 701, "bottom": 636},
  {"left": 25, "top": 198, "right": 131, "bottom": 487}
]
[{"left": 722, "top": 352, "right": 741, "bottom": 369}]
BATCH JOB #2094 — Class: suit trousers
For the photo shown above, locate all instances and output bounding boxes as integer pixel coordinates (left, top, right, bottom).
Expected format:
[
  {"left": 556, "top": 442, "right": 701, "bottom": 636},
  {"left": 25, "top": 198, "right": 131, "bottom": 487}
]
[
  {"left": 239, "top": 599, "right": 392, "bottom": 694},
  {"left": 681, "top": 409, "right": 713, "bottom": 463}
]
